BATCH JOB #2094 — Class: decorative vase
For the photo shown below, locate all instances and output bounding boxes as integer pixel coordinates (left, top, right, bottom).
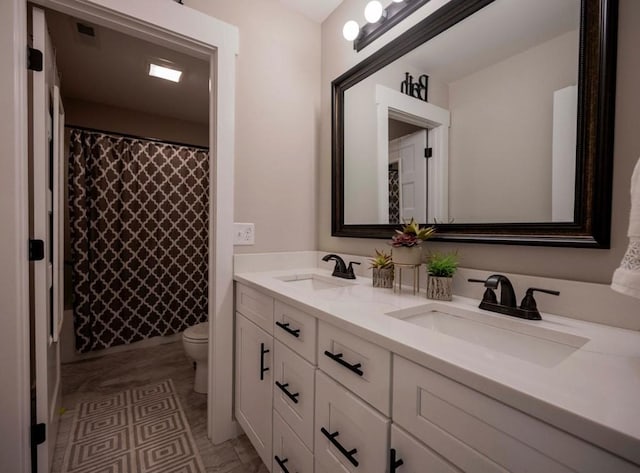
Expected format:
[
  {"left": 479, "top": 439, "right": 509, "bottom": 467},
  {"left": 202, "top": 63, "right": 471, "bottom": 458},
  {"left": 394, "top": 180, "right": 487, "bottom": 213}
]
[
  {"left": 392, "top": 246, "right": 423, "bottom": 265},
  {"left": 372, "top": 267, "right": 394, "bottom": 288},
  {"left": 427, "top": 275, "right": 453, "bottom": 301}
]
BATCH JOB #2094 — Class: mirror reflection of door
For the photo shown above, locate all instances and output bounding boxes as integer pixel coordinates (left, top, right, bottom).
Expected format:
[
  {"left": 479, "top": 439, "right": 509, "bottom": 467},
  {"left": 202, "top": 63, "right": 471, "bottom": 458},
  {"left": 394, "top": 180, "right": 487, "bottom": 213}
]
[{"left": 388, "top": 122, "right": 428, "bottom": 224}]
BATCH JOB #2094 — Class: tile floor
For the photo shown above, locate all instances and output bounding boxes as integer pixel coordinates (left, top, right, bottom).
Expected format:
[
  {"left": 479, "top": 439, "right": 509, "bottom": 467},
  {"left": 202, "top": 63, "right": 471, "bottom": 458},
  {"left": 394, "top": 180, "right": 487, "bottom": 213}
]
[{"left": 51, "top": 341, "right": 268, "bottom": 473}]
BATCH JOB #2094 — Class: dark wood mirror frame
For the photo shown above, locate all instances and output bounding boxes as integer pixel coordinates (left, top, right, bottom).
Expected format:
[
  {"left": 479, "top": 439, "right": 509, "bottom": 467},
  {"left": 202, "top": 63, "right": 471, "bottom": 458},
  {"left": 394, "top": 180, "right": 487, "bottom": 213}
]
[{"left": 331, "top": 0, "right": 618, "bottom": 248}]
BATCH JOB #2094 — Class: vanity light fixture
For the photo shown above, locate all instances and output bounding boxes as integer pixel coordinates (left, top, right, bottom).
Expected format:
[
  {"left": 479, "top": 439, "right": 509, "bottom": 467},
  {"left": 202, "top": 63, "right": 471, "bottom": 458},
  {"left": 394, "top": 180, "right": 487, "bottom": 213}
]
[
  {"left": 343, "top": 20, "right": 360, "bottom": 41},
  {"left": 343, "top": 0, "right": 430, "bottom": 51},
  {"left": 364, "top": 1, "right": 384, "bottom": 23},
  {"left": 148, "top": 63, "right": 183, "bottom": 83}
]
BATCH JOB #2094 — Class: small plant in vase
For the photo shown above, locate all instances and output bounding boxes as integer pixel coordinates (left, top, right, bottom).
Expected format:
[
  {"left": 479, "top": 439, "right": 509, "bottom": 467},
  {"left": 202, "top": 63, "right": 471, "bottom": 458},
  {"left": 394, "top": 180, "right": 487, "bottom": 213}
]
[
  {"left": 369, "top": 249, "right": 394, "bottom": 288},
  {"left": 426, "top": 251, "right": 458, "bottom": 301},
  {"left": 389, "top": 218, "right": 436, "bottom": 265}
]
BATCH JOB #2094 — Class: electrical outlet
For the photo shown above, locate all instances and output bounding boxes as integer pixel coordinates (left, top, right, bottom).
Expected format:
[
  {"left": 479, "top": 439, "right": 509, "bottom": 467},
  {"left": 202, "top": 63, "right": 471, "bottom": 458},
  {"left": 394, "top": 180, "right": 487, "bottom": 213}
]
[{"left": 234, "top": 223, "right": 255, "bottom": 245}]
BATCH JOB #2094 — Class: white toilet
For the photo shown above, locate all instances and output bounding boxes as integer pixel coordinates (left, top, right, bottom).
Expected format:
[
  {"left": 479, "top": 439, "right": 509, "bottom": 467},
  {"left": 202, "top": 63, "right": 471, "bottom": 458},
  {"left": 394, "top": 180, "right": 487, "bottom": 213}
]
[{"left": 182, "top": 322, "right": 209, "bottom": 394}]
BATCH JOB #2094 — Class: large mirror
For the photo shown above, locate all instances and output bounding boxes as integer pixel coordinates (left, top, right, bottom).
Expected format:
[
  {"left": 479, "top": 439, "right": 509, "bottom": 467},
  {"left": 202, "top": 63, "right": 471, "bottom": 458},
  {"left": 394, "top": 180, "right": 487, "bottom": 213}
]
[{"left": 332, "top": 0, "right": 618, "bottom": 247}]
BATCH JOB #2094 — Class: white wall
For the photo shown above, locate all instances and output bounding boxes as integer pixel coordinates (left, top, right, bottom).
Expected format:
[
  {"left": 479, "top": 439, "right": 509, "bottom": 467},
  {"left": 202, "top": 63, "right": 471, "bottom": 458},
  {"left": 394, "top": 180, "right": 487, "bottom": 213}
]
[
  {"left": 0, "top": 0, "right": 30, "bottom": 471},
  {"left": 448, "top": 30, "right": 578, "bottom": 223},
  {"left": 320, "top": 0, "right": 640, "bottom": 296},
  {"left": 185, "top": 0, "right": 321, "bottom": 253}
]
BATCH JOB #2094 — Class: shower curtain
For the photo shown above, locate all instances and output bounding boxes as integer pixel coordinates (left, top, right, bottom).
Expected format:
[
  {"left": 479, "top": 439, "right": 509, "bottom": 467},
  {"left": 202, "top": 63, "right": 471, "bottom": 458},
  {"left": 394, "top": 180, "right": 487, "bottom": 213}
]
[{"left": 68, "top": 128, "right": 209, "bottom": 353}]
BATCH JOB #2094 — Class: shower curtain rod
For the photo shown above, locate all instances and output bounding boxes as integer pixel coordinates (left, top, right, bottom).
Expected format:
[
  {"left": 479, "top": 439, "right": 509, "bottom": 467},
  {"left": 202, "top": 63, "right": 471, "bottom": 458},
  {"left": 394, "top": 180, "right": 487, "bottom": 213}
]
[{"left": 65, "top": 124, "right": 210, "bottom": 151}]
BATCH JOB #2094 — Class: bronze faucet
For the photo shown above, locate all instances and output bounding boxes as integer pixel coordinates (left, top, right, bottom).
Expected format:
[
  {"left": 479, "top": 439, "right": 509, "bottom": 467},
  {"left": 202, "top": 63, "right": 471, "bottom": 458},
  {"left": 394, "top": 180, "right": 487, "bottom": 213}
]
[{"left": 469, "top": 274, "right": 559, "bottom": 320}]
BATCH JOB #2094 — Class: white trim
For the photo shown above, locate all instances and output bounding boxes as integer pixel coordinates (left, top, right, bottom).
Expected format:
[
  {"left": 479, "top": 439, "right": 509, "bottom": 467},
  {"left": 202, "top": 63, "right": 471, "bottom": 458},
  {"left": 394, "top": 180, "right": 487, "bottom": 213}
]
[
  {"left": 376, "top": 85, "right": 450, "bottom": 223},
  {"left": 0, "top": 0, "right": 30, "bottom": 471},
  {"left": 5, "top": 2, "right": 239, "bottom": 467}
]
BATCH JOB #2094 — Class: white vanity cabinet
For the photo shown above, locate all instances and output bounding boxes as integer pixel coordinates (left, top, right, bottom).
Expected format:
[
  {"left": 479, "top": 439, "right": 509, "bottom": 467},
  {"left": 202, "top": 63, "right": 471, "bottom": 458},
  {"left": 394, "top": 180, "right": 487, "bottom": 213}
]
[
  {"left": 392, "top": 355, "right": 639, "bottom": 473},
  {"left": 235, "top": 312, "right": 273, "bottom": 469},
  {"left": 235, "top": 280, "right": 640, "bottom": 473},
  {"left": 235, "top": 284, "right": 318, "bottom": 473}
]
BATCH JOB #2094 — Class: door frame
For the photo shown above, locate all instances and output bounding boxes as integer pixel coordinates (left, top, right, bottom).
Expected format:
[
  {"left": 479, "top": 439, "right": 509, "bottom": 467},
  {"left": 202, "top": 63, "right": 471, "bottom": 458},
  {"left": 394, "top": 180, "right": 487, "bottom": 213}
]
[
  {"left": 2, "top": 1, "right": 239, "bottom": 470},
  {"left": 375, "top": 85, "right": 450, "bottom": 224}
]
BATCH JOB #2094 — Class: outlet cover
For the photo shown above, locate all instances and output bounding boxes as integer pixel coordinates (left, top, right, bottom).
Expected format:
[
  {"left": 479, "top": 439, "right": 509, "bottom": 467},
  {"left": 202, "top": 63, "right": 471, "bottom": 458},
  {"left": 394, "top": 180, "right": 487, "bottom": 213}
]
[{"left": 234, "top": 223, "right": 255, "bottom": 245}]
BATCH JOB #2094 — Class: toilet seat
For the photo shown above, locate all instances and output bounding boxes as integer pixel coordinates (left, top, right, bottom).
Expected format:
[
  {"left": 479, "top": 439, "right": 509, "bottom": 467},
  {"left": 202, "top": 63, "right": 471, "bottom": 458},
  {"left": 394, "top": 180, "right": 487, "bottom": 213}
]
[{"left": 183, "top": 322, "right": 209, "bottom": 342}]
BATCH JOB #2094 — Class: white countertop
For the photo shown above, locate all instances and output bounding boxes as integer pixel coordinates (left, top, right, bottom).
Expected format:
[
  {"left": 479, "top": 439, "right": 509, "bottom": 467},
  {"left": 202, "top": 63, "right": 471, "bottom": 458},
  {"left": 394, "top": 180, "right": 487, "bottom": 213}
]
[{"left": 235, "top": 267, "right": 640, "bottom": 465}]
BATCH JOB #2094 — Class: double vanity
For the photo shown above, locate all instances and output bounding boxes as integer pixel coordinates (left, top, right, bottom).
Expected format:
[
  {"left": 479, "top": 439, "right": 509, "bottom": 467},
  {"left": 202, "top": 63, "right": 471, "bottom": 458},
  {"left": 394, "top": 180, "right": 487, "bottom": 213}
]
[{"left": 234, "top": 255, "right": 640, "bottom": 472}]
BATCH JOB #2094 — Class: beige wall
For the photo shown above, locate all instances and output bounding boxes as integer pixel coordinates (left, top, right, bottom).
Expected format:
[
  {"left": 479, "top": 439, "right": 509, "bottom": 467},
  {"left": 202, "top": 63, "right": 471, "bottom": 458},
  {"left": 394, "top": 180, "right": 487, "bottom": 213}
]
[
  {"left": 185, "top": 0, "right": 321, "bottom": 253},
  {"left": 320, "top": 0, "right": 640, "bottom": 286},
  {"left": 64, "top": 98, "right": 209, "bottom": 147}
]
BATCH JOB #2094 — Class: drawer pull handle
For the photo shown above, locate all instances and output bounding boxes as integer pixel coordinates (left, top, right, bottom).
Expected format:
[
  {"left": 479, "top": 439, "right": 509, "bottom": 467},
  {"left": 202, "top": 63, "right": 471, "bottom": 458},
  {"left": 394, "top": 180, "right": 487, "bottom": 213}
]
[
  {"left": 390, "top": 448, "right": 404, "bottom": 472},
  {"left": 323, "top": 350, "right": 364, "bottom": 376},
  {"left": 276, "top": 321, "right": 301, "bottom": 338},
  {"left": 260, "top": 343, "right": 270, "bottom": 381},
  {"left": 274, "top": 455, "right": 296, "bottom": 473},
  {"left": 320, "top": 427, "right": 359, "bottom": 467},
  {"left": 275, "top": 381, "right": 300, "bottom": 404}
]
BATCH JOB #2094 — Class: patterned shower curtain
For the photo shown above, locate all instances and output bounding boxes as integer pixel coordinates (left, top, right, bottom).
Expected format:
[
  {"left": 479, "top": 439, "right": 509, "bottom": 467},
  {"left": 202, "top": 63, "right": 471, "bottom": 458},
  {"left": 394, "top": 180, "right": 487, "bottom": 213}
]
[{"left": 68, "top": 128, "right": 209, "bottom": 353}]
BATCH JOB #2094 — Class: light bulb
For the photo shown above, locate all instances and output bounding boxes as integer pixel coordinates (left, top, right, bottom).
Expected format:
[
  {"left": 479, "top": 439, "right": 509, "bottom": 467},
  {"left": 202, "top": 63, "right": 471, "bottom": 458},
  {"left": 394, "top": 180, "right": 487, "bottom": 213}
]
[
  {"left": 343, "top": 20, "right": 360, "bottom": 41},
  {"left": 391, "top": 0, "right": 404, "bottom": 2},
  {"left": 364, "top": 0, "right": 384, "bottom": 23}
]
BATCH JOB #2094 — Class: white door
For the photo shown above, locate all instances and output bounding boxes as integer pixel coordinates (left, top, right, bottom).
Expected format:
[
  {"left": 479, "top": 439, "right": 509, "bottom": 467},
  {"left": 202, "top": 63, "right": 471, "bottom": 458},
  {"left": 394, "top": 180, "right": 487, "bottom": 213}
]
[
  {"left": 389, "top": 129, "right": 428, "bottom": 223},
  {"left": 30, "top": 7, "right": 63, "bottom": 473},
  {"left": 235, "top": 313, "right": 273, "bottom": 469}
]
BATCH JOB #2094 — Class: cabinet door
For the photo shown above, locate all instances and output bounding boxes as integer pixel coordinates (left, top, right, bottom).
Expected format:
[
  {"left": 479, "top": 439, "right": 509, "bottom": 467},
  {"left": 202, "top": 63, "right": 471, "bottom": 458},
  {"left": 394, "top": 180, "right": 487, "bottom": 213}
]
[
  {"left": 273, "top": 341, "right": 315, "bottom": 450},
  {"left": 236, "top": 313, "right": 273, "bottom": 471},
  {"left": 315, "top": 371, "right": 389, "bottom": 473}
]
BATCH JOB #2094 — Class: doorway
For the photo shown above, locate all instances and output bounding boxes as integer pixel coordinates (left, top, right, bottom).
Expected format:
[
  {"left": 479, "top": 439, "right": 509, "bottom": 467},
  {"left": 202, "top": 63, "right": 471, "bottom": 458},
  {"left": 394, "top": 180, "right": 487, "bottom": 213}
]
[{"left": 5, "top": 1, "right": 238, "bottom": 471}]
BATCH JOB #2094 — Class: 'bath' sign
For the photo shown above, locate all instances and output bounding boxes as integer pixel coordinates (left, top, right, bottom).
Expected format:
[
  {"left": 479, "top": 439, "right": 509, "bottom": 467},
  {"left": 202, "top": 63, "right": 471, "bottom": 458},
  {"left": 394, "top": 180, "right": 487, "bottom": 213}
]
[{"left": 400, "top": 73, "right": 429, "bottom": 102}]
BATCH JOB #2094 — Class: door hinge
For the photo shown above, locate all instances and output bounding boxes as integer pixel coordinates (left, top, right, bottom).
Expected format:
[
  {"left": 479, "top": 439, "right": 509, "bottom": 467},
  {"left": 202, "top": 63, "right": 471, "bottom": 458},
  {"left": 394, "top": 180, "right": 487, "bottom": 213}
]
[
  {"left": 27, "top": 47, "right": 43, "bottom": 71},
  {"left": 29, "top": 239, "right": 45, "bottom": 261},
  {"left": 424, "top": 147, "right": 433, "bottom": 158},
  {"left": 31, "top": 423, "right": 46, "bottom": 446}
]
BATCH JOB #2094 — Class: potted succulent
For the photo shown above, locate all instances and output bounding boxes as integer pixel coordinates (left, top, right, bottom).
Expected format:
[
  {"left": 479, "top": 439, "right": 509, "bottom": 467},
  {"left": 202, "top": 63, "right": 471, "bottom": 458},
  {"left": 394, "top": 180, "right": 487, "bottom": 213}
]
[
  {"left": 389, "top": 218, "right": 436, "bottom": 265},
  {"left": 369, "top": 249, "right": 394, "bottom": 288},
  {"left": 426, "top": 251, "right": 458, "bottom": 301}
]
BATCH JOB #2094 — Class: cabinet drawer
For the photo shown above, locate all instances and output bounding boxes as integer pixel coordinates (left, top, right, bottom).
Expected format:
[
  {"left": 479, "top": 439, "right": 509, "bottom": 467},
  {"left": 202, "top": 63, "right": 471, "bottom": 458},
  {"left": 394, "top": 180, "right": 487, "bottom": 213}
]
[
  {"left": 274, "top": 300, "right": 317, "bottom": 364},
  {"left": 273, "top": 410, "right": 314, "bottom": 473},
  {"left": 318, "top": 321, "right": 391, "bottom": 415},
  {"left": 390, "top": 424, "right": 465, "bottom": 473},
  {"left": 273, "top": 340, "right": 315, "bottom": 450},
  {"left": 315, "top": 371, "right": 389, "bottom": 473},
  {"left": 236, "top": 283, "right": 274, "bottom": 334},
  {"left": 393, "top": 356, "right": 637, "bottom": 473}
]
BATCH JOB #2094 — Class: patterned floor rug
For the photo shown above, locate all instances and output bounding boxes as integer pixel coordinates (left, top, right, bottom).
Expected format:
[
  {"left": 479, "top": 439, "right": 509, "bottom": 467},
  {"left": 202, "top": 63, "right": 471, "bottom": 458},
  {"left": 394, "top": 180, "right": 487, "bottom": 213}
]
[{"left": 61, "top": 379, "right": 205, "bottom": 473}]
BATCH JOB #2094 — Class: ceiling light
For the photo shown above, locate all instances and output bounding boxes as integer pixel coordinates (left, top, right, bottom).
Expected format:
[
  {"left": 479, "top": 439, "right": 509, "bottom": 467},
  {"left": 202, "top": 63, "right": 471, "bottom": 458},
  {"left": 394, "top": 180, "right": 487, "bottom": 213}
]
[
  {"left": 391, "top": 0, "right": 404, "bottom": 2},
  {"left": 343, "top": 20, "right": 360, "bottom": 41},
  {"left": 364, "top": 1, "right": 384, "bottom": 23},
  {"left": 149, "top": 63, "right": 182, "bottom": 83}
]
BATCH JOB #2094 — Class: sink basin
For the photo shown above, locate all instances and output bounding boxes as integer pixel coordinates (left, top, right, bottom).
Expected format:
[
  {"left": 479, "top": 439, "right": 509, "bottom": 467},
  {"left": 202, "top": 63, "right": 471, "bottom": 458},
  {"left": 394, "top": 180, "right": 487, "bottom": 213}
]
[
  {"left": 275, "top": 274, "right": 355, "bottom": 290},
  {"left": 387, "top": 304, "right": 589, "bottom": 367}
]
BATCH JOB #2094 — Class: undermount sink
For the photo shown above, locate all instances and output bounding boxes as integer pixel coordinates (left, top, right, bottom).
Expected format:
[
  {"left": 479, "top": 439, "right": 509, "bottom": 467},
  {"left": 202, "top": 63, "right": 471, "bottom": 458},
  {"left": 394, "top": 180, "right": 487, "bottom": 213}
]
[
  {"left": 275, "top": 273, "right": 355, "bottom": 290},
  {"left": 387, "top": 304, "right": 590, "bottom": 367}
]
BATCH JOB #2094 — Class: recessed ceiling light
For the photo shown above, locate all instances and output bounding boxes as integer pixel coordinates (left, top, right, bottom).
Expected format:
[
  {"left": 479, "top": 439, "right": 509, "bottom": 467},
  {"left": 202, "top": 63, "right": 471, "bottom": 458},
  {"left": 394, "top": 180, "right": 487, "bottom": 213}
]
[{"left": 149, "top": 63, "right": 182, "bottom": 83}]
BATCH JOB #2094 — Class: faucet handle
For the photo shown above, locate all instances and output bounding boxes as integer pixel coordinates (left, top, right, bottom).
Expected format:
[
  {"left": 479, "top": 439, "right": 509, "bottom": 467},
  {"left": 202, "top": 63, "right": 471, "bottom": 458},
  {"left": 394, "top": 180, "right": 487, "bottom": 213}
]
[
  {"left": 347, "top": 261, "right": 361, "bottom": 278},
  {"left": 519, "top": 287, "right": 560, "bottom": 312},
  {"left": 468, "top": 278, "right": 497, "bottom": 304}
]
